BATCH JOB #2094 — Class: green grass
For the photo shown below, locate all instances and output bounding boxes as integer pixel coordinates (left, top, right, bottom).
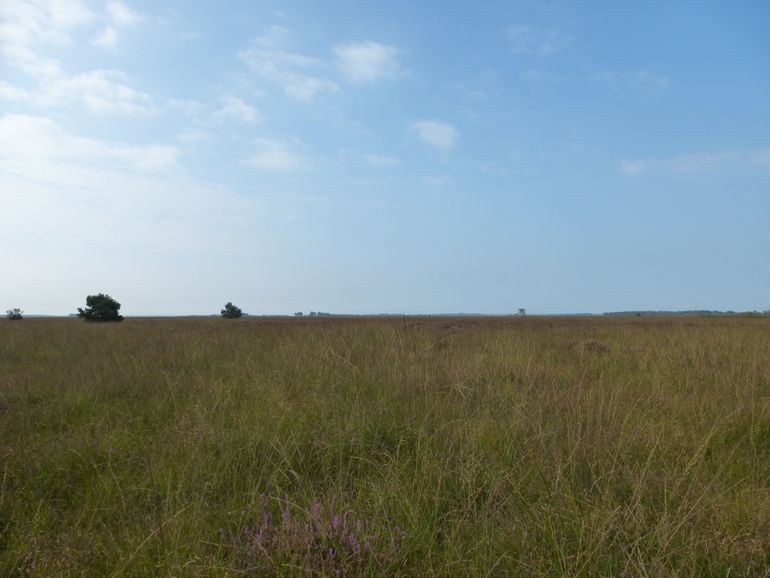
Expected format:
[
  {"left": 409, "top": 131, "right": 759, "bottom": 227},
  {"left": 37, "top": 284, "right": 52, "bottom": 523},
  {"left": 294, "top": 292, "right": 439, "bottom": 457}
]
[{"left": 1, "top": 316, "right": 769, "bottom": 576}]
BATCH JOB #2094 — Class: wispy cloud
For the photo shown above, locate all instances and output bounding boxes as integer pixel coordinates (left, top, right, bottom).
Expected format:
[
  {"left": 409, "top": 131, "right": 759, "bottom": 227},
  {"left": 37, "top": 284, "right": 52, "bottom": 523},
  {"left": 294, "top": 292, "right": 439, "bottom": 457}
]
[
  {"left": 0, "top": 0, "right": 93, "bottom": 76},
  {"left": 166, "top": 97, "right": 205, "bottom": 116},
  {"left": 593, "top": 70, "right": 670, "bottom": 92},
  {"left": 750, "top": 149, "right": 770, "bottom": 166},
  {"left": 507, "top": 25, "right": 570, "bottom": 57},
  {"left": 619, "top": 148, "right": 770, "bottom": 175},
  {"left": 106, "top": 0, "right": 141, "bottom": 27},
  {"left": 41, "top": 69, "right": 153, "bottom": 114},
  {"left": 239, "top": 25, "right": 338, "bottom": 101},
  {"left": 0, "top": 70, "right": 153, "bottom": 115},
  {"left": 0, "top": 80, "right": 30, "bottom": 101},
  {"left": 0, "top": 0, "right": 153, "bottom": 114},
  {"left": 411, "top": 120, "right": 458, "bottom": 150},
  {"left": 0, "top": 114, "right": 178, "bottom": 171},
  {"left": 618, "top": 159, "right": 651, "bottom": 176},
  {"left": 334, "top": 41, "right": 402, "bottom": 83},
  {"left": 0, "top": 114, "right": 264, "bottom": 273},
  {"left": 91, "top": 26, "right": 118, "bottom": 48},
  {"left": 91, "top": 1, "right": 143, "bottom": 49},
  {"left": 213, "top": 95, "right": 260, "bottom": 123},
  {"left": 176, "top": 128, "right": 210, "bottom": 144},
  {"left": 247, "top": 138, "right": 309, "bottom": 171}
]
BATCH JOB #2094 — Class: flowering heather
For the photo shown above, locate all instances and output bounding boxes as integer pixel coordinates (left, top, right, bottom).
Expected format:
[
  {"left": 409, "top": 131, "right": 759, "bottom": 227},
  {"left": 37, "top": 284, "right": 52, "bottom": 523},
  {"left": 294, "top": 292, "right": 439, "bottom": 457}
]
[{"left": 222, "top": 496, "right": 405, "bottom": 575}]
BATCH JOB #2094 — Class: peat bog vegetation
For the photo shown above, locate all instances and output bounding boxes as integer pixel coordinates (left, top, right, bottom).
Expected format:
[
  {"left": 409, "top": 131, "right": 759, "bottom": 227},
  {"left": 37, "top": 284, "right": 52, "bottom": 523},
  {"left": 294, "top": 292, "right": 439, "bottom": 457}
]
[{"left": 1, "top": 315, "right": 770, "bottom": 576}]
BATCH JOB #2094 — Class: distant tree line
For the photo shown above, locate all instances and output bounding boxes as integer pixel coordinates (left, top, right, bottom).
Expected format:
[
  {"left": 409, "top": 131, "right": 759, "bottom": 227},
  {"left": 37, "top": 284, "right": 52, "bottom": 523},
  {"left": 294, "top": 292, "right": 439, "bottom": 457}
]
[{"left": 603, "top": 310, "right": 768, "bottom": 317}]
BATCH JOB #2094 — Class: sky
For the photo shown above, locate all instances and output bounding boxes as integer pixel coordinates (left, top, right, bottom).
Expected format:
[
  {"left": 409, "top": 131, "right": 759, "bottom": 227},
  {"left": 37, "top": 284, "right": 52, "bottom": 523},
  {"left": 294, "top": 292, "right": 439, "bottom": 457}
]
[{"left": 1, "top": 0, "right": 769, "bottom": 316}]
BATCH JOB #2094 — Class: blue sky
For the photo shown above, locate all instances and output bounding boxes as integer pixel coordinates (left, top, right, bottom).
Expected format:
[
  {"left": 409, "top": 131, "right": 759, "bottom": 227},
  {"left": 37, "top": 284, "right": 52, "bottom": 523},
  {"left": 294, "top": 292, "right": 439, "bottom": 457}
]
[{"left": 1, "top": 0, "right": 769, "bottom": 315}]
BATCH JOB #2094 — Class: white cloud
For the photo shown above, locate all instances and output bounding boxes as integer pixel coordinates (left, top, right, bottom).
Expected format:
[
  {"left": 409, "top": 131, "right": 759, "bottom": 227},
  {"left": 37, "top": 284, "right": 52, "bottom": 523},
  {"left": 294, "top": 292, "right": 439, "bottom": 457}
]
[
  {"left": 92, "top": 1, "right": 142, "bottom": 48},
  {"left": 507, "top": 25, "right": 570, "bottom": 57},
  {"left": 0, "top": 80, "right": 30, "bottom": 101},
  {"left": 0, "top": 114, "right": 178, "bottom": 171},
  {"left": 46, "top": 0, "right": 95, "bottom": 28},
  {"left": 0, "top": 0, "right": 94, "bottom": 44},
  {"left": 41, "top": 69, "right": 153, "bottom": 114},
  {"left": 177, "top": 128, "right": 209, "bottom": 143},
  {"left": 247, "top": 138, "right": 308, "bottom": 171},
  {"left": 166, "top": 97, "right": 204, "bottom": 116},
  {"left": 0, "top": 0, "right": 93, "bottom": 77},
  {"left": 334, "top": 41, "right": 401, "bottom": 83},
  {"left": 0, "top": 68, "right": 153, "bottom": 114},
  {"left": 92, "top": 1, "right": 143, "bottom": 49},
  {"left": 213, "top": 95, "right": 260, "bottom": 123},
  {"left": 91, "top": 25, "right": 118, "bottom": 48},
  {"left": 364, "top": 153, "right": 400, "bottom": 167},
  {"left": 239, "top": 25, "right": 338, "bottom": 101},
  {"left": 0, "top": 1, "right": 152, "bottom": 114},
  {"left": 0, "top": 114, "right": 267, "bottom": 293},
  {"left": 105, "top": 1, "right": 141, "bottom": 27},
  {"left": 411, "top": 120, "right": 458, "bottom": 150},
  {"left": 283, "top": 76, "right": 338, "bottom": 101}
]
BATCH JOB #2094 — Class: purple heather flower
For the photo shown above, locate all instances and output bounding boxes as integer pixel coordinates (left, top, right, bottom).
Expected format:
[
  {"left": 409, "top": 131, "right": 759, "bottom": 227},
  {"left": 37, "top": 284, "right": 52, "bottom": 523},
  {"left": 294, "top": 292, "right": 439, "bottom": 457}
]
[{"left": 282, "top": 500, "right": 291, "bottom": 525}]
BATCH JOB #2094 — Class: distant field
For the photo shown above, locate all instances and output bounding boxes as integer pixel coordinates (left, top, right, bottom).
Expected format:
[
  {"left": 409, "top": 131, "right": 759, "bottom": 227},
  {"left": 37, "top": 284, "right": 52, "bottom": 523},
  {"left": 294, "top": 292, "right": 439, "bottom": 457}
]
[{"left": 1, "top": 316, "right": 769, "bottom": 576}]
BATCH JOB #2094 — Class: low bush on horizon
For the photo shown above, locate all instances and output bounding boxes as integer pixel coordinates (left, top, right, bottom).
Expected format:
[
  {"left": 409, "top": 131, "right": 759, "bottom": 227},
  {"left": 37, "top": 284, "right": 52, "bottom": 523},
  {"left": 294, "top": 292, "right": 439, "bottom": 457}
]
[{"left": 1, "top": 315, "right": 769, "bottom": 575}]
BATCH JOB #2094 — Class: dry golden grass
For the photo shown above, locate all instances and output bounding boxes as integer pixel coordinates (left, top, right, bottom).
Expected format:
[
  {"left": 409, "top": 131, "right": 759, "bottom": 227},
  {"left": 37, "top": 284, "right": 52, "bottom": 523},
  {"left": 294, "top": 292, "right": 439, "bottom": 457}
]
[{"left": 1, "top": 315, "right": 769, "bottom": 575}]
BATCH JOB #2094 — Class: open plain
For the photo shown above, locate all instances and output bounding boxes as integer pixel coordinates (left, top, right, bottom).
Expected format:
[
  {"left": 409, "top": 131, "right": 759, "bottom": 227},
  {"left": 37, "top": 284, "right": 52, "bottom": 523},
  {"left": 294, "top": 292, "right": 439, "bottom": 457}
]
[{"left": 1, "top": 315, "right": 769, "bottom": 576}]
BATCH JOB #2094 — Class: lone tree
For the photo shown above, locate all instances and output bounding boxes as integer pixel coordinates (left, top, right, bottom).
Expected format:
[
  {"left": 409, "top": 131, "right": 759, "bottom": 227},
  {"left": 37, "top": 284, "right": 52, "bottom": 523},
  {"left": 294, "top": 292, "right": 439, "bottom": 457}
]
[
  {"left": 77, "top": 293, "right": 124, "bottom": 322},
  {"left": 6, "top": 308, "right": 23, "bottom": 320},
  {"left": 221, "top": 302, "right": 243, "bottom": 319}
]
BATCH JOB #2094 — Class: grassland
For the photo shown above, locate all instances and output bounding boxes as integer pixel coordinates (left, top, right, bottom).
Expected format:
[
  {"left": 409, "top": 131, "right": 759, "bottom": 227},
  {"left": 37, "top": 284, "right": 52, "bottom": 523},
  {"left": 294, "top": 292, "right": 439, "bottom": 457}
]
[{"left": 1, "top": 315, "right": 769, "bottom": 576}]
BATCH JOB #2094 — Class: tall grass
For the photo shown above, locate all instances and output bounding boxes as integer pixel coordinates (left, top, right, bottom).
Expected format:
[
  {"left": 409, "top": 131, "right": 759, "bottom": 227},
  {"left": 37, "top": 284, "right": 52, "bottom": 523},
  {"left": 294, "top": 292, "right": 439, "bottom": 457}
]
[{"left": 1, "top": 316, "right": 769, "bottom": 575}]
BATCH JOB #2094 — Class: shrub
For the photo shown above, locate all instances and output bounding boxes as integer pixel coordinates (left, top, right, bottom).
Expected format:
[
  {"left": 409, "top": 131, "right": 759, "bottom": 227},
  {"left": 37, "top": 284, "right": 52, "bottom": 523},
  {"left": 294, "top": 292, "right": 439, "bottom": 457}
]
[
  {"left": 5, "top": 308, "right": 23, "bottom": 320},
  {"left": 77, "top": 294, "right": 124, "bottom": 322},
  {"left": 221, "top": 302, "right": 243, "bottom": 319},
  {"left": 222, "top": 496, "right": 405, "bottom": 575}
]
